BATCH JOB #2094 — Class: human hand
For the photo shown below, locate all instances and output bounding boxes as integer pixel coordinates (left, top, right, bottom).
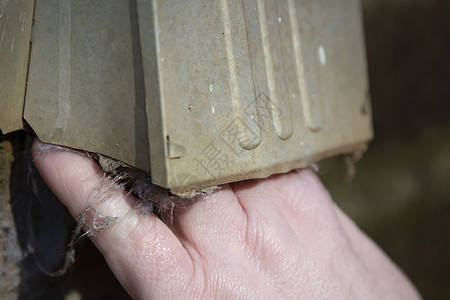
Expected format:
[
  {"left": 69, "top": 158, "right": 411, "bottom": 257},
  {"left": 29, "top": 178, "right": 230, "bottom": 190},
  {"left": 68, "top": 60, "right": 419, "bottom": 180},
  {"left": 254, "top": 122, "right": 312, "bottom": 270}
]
[{"left": 32, "top": 139, "right": 420, "bottom": 299}]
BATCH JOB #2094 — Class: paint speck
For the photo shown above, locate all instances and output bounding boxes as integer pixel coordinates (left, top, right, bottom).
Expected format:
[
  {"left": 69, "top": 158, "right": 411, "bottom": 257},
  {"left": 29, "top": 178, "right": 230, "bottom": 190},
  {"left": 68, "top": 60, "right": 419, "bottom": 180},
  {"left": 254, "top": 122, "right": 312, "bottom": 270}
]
[
  {"left": 250, "top": 114, "right": 254, "bottom": 120},
  {"left": 211, "top": 106, "right": 215, "bottom": 114},
  {"left": 318, "top": 45, "right": 326, "bottom": 65},
  {"left": 278, "top": 17, "right": 282, "bottom": 23},
  {"left": 209, "top": 83, "right": 214, "bottom": 93}
]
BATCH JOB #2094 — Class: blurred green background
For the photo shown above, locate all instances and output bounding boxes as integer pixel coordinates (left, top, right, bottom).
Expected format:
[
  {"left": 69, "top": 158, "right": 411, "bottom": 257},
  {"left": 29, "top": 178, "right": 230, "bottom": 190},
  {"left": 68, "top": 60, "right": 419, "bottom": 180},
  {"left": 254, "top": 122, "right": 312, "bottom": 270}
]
[{"left": 320, "top": 0, "right": 450, "bottom": 298}]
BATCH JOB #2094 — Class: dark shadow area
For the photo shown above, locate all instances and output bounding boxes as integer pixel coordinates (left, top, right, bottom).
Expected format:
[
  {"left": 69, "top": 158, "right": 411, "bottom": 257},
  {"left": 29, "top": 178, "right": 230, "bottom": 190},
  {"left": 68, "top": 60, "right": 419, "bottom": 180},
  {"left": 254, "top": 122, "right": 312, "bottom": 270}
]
[
  {"left": 7, "top": 132, "right": 130, "bottom": 299},
  {"left": 130, "top": 0, "right": 151, "bottom": 170},
  {"left": 10, "top": 132, "right": 71, "bottom": 299}
]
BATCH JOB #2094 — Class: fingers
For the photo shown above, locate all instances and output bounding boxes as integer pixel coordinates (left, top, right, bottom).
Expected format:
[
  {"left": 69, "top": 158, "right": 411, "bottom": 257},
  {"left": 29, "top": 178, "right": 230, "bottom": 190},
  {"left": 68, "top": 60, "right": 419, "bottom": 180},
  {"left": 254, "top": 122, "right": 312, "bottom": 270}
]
[
  {"left": 170, "top": 168, "right": 337, "bottom": 265},
  {"left": 231, "top": 169, "right": 339, "bottom": 236},
  {"left": 32, "top": 139, "right": 193, "bottom": 299},
  {"left": 170, "top": 185, "right": 249, "bottom": 259}
]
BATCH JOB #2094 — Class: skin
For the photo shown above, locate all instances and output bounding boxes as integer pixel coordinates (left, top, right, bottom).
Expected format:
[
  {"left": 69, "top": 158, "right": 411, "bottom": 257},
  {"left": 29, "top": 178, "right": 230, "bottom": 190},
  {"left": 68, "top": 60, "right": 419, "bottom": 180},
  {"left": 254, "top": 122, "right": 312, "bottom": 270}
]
[{"left": 32, "top": 139, "right": 421, "bottom": 299}]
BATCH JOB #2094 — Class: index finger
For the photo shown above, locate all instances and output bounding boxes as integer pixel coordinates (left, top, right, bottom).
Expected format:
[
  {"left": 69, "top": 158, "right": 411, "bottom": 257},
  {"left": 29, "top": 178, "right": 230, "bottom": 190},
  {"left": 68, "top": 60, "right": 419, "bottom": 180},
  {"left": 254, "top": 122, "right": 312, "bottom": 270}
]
[{"left": 32, "top": 139, "right": 193, "bottom": 299}]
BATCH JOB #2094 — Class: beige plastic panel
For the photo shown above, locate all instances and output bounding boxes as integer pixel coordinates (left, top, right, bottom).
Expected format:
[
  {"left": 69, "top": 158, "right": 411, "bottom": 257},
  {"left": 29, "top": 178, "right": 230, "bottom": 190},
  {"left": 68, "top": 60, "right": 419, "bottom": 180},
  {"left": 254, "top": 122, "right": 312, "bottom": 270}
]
[
  {"left": 0, "top": 0, "right": 34, "bottom": 133},
  {"left": 2, "top": 0, "right": 372, "bottom": 195},
  {"left": 139, "top": 0, "right": 372, "bottom": 194},
  {"left": 23, "top": 0, "right": 150, "bottom": 171}
]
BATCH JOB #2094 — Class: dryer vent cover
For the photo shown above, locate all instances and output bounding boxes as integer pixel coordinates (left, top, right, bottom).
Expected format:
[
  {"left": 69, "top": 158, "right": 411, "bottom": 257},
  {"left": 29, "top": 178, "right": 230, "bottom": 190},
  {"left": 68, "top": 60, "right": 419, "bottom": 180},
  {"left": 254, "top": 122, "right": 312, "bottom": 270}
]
[{"left": 0, "top": 0, "right": 372, "bottom": 195}]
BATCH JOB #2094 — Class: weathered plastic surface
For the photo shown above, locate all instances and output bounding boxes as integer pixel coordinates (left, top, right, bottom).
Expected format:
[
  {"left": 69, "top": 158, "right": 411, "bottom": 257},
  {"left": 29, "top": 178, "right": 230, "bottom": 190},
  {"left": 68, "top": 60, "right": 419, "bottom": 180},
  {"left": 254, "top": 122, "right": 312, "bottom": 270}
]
[
  {"left": 23, "top": 0, "right": 150, "bottom": 171},
  {"left": 0, "top": 0, "right": 34, "bottom": 134},
  {"left": 139, "top": 0, "right": 373, "bottom": 194},
  {"left": 1, "top": 0, "right": 372, "bottom": 195}
]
